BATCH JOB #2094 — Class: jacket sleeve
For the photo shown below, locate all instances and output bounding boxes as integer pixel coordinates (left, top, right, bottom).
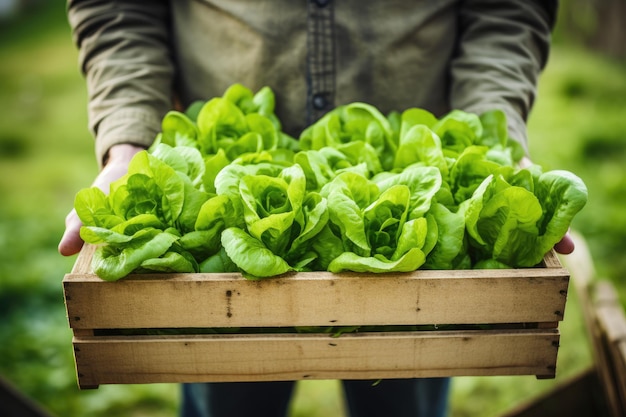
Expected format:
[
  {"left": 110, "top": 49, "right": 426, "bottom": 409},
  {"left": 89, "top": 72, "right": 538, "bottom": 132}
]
[
  {"left": 450, "top": 0, "right": 557, "bottom": 153},
  {"left": 67, "top": 0, "right": 174, "bottom": 167}
]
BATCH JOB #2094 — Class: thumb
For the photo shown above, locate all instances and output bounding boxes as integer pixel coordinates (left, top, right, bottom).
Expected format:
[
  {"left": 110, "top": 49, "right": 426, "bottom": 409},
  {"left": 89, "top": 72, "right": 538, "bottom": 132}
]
[
  {"left": 58, "top": 209, "right": 84, "bottom": 256},
  {"left": 554, "top": 230, "right": 575, "bottom": 255}
]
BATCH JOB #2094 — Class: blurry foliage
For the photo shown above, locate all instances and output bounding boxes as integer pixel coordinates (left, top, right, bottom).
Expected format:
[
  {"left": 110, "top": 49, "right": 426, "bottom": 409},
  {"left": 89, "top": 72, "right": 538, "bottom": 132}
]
[
  {"left": 0, "top": 3, "right": 178, "bottom": 417},
  {"left": 0, "top": 133, "right": 28, "bottom": 158},
  {"left": 526, "top": 43, "right": 626, "bottom": 307},
  {"left": 0, "top": 2, "right": 624, "bottom": 417},
  {"left": 555, "top": 0, "right": 626, "bottom": 60}
]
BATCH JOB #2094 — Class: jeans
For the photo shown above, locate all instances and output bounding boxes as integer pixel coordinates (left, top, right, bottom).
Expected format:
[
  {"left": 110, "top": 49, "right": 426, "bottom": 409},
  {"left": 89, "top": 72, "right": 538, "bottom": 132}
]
[{"left": 180, "top": 378, "right": 450, "bottom": 417}]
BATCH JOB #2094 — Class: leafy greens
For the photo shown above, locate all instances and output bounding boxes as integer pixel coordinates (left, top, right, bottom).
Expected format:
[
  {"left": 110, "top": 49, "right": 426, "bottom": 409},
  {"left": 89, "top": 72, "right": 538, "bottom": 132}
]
[{"left": 74, "top": 84, "right": 587, "bottom": 280}]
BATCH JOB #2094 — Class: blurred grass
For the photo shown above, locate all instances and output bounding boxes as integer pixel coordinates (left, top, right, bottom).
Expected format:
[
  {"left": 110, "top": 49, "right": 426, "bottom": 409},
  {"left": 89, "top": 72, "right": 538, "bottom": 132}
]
[
  {"left": 528, "top": 46, "right": 626, "bottom": 306},
  {"left": 0, "top": 3, "right": 178, "bottom": 417},
  {"left": 0, "top": 3, "right": 625, "bottom": 417}
]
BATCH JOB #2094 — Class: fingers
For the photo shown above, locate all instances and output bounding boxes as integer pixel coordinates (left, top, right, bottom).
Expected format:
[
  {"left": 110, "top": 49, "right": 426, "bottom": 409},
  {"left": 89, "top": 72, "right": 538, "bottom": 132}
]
[
  {"left": 58, "top": 144, "right": 146, "bottom": 256},
  {"left": 58, "top": 209, "right": 84, "bottom": 256},
  {"left": 554, "top": 231, "right": 575, "bottom": 255}
]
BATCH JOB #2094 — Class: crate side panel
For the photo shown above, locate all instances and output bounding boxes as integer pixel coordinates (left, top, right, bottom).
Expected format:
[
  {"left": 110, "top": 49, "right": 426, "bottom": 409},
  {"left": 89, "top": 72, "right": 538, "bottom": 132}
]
[
  {"left": 64, "top": 269, "right": 569, "bottom": 330},
  {"left": 542, "top": 250, "right": 564, "bottom": 269},
  {"left": 73, "top": 330, "right": 559, "bottom": 386},
  {"left": 70, "top": 244, "right": 96, "bottom": 274}
]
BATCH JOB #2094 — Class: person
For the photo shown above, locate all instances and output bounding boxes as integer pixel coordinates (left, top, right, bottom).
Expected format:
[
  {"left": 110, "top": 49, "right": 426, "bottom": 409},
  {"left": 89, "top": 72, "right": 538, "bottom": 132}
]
[{"left": 60, "top": 1, "right": 570, "bottom": 416}]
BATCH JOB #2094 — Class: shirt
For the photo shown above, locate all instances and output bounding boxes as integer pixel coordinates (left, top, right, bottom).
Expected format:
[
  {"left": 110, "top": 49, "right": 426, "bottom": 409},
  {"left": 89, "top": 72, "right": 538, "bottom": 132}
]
[{"left": 67, "top": 0, "right": 557, "bottom": 167}]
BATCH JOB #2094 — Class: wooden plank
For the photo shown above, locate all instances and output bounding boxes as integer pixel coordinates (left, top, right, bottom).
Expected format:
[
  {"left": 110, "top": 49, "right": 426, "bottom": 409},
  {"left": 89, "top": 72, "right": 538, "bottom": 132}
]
[
  {"left": 595, "top": 302, "right": 626, "bottom": 347},
  {"left": 595, "top": 327, "right": 626, "bottom": 417},
  {"left": 562, "top": 232, "right": 626, "bottom": 417},
  {"left": 611, "top": 340, "right": 626, "bottom": 412},
  {"left": 72, "top": 329, "right": 560, "bottom": 386},
  {"left": 595, "top": 280, "right": 622, "bottom": 305},
  {"left": 542, "top": 249, "right": 564, "bottom": 269},
  {"left": 594, "top": 281, "right": 626, "bottom": 414},
  {"left": 617, "top": 340, "right": 626, "bottom": 407},
  {"left": 64, "top": 271, "right": 568, "bottom": 329},
  {"left": 70, "top": 243, "right": 95, "bottom": 274},
  {"left": 499, "top": 368, "right": 608, "bottom": 417},
  {"left": 65, "top": 245, "right": 568, "bottom": 387},
  {"left": 0, "top": 376, "right": 55, "bottom": 417},
  {"left": 63, "top": 247, "right": 568, "bottom": 329}
]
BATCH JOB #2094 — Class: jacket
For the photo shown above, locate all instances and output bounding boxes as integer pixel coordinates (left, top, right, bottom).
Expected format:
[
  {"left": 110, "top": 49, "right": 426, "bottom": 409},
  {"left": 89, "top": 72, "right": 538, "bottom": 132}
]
[{"left": 67, "top": 0, "right": 557, "bottom": 166}]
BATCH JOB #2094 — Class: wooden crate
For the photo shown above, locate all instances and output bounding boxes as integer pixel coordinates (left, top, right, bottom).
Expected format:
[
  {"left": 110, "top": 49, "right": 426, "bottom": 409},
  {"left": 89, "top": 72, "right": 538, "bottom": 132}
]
[
  {"left": 563, "top": 232, "right": 626, "bottom": 417},
  {"left": 63, "top": 245, "right": 570, "bottom": 389},
  {"left": 503, "top": 232, "right": 626, "bottom": 417}
]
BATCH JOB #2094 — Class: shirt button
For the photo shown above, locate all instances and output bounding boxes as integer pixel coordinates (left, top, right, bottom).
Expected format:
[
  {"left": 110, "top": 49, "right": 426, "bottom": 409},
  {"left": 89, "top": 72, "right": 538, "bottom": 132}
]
[
  {"left": 313, "top": 0, "right": 330, "bottom": 8},
  {"left": 312, "top": 94, "right": 327, "bottom": 110}
]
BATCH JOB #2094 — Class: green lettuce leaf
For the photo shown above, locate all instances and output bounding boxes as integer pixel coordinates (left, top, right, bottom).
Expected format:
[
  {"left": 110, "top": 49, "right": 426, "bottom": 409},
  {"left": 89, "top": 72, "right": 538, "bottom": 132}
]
[
  {"left": 221, "top": 227, "right": 293, "bottom": 278},
  {"left": 91, "top": 229, "right": 180, "bottom": 281},
  {"left": 534, "top": 169, "right": 589, "bottom": 257},
  {"left": 158, "top": 110, "right": 199, "bottom": 148},
  {"left": 449, "top": 146, "right": 513, "bottom": 206},
  {"left": 432, "top": 109, "right": 482, "bottom": 157},
  {"left": 199, "top": 247, "right": 239, "bottom": 273},
  {"left": 239, "top": 164, "right": 306, "bottom": 254},
  {"left": 300, "top": 102, "right": 395, "bottom": 171},
  {"left": 321, "top": 172, "right": 379, "bottom": 256},
  {"left": 477, "top": 109, "right": 508, "bottom": 149},
  {"left": 374, "top": 165, "right": 442, "bottom": 219},
  {"left": 74, "top": 187, "right": 123, "bottom": 230},
  {"left": 139, "top": 249, "right": 198, "bottom": 274},
  {"left": 393, "top": 124, "right": 448, "bottom": 178},
  {"left": 286, "top": 192, "right": 329, "bottom": 263},
  {"left": 423, "top": 203, "right": 468, "bottom": 270},
  {"left": 327, "top": 248, "right": 425, "bottom": 273},
  {"left": 464, "top": 168, "right": 587, "bottom": 267},
  {"left": 72, "top": 84, "right": 589, "bottom": 280}
]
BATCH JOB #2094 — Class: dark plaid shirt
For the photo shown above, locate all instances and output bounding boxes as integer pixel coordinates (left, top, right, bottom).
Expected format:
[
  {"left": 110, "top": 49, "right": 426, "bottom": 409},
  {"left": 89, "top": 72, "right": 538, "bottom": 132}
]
[{"left": 68, "top": 0, "right": 557, "bottom": 166}]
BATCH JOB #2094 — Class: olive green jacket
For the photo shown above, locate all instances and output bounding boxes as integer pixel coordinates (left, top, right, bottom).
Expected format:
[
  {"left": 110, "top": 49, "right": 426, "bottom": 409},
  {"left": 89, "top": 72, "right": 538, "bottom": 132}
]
[{"left": 67, "top": 0, "right": 557, "bottom": 167}]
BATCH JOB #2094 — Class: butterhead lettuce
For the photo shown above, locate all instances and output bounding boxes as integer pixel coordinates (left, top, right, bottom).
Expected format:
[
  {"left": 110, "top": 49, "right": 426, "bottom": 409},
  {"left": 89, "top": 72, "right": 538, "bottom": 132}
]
[
  {"left": 73, "top": 84, "right": 587, "bottom": 280},
  {"left": 464, "top": 167, "right": 587, "bottom": 267},
  {"left": 321, "top": 174, "right": 431, "bottom": 273}
]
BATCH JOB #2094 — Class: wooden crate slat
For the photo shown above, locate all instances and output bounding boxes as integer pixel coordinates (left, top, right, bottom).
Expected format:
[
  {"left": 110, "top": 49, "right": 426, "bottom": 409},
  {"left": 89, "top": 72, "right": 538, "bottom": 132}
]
[
  {"left": 70, "top": 243, "right": 95, "bottom": 274},
  {"left": 616, "top": 340, "right": 626, "bottom": 410},
  {"left": 542, "top": 249, "right": 564, "bottom": 269},
  {"left": 593, "top": 281, "right": 626, "bottom": 414},
  {"left": 64, "top": 249, "right": 568, "bottom": 329},
  {"left": 64, "top": 272, "right": 568, "bottom": 329},
  {"left": 596, "top": 304, "right": 626, "bottom": 348},
  {"left": 564, "top": 232, "right": 626, "bottom": 417},
  {"left": 73, "top": 329, "right": 560, "bottom": 387},
  {"left": 65, "top": 245, "right": 569, "bottom": 387}
]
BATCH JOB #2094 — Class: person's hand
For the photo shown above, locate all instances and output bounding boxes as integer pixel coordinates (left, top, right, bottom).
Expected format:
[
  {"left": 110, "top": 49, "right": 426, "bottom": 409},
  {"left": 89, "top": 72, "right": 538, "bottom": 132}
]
[
  {"left": 58, "top": 144, "right": 146, "bottom": 256},
  {"left": 553, "top": 231, "right": 575, "bottom": 255}
]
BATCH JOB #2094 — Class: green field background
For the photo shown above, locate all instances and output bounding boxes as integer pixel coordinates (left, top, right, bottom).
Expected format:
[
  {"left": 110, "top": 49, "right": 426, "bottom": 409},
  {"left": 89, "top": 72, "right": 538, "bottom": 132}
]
[{"left": 1, "top": 3, "right": 625, "bottom": 416}]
